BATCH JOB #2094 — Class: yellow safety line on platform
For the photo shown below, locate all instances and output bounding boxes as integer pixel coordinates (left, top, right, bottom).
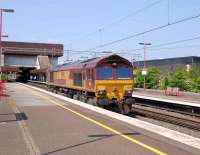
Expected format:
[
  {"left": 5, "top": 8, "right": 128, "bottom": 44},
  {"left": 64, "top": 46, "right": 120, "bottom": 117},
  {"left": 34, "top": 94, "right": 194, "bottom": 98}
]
[{"left": 27, "top": 87, "right": 167, "bottom": 155}]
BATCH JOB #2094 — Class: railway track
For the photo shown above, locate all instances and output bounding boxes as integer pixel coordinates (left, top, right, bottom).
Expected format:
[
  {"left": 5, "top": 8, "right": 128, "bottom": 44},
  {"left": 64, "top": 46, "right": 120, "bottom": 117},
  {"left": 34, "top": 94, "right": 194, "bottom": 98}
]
[
  {"left": 132, "top": 105, "right": 200, "bottom": 131},
  {"left": 26, "top": 81, "right": 200, "bottom": 131}
]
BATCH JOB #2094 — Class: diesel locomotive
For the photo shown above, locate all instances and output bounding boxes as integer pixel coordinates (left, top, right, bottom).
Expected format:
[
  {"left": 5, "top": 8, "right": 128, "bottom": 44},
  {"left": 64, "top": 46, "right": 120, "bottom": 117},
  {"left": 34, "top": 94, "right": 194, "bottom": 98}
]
[{"left": 35, "top": 54, "right": 135, "bottom": 114}]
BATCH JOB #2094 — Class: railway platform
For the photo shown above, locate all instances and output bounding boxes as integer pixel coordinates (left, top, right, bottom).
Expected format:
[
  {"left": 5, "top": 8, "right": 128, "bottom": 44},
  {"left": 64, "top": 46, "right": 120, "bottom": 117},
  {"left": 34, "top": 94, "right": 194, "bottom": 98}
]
[
  {"left": 1, "top": 83, "right": 200, "bottom": 155},
  {"left": 132, "top": 88, "right": 200, "bottom": 108}
]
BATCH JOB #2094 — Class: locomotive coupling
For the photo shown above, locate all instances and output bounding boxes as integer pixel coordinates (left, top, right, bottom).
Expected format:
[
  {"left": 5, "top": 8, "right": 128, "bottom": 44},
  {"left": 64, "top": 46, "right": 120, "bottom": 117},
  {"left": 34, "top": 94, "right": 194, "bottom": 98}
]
[{"left": 124, "top": 97, "right": 135, "bottom": 105}]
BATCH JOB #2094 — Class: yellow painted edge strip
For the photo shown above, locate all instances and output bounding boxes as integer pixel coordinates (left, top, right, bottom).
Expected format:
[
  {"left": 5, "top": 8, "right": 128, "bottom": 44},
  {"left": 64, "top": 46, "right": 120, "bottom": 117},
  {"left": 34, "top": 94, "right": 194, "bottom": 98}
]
[{"left": 28, "top": 88, "right": 167, "bottom": 155}]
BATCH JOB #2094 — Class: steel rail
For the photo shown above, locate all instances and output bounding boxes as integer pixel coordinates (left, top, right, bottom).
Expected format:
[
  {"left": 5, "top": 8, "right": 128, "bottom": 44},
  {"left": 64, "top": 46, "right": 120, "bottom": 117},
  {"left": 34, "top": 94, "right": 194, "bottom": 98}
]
[{"left": 132, "top": 105, "right": 200, "bottom": 131}]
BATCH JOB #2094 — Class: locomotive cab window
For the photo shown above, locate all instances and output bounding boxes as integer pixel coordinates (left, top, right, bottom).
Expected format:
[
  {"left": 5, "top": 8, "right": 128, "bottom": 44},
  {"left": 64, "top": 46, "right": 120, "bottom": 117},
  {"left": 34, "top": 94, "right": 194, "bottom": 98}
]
[
  {"left": 116, "top": 67, "right": 132, "bottom": 79},
  {"left": 97, "top": 67, "right": 113, "bottom": 80}
]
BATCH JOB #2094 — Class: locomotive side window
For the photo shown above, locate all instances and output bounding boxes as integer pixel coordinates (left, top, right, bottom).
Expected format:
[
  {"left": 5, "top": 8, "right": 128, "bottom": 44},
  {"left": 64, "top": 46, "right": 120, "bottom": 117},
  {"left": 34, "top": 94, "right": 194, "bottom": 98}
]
[
  {"left": 50, "top": 72, "right": 54, "bottom": 82},
  {"left": 116, "top": 67, "right": 132, "bottom": 79},
  {"left": 73, "top": 73, "right": 83, "bottom": 86},
  {"left": 97, "top": 67, "right": 113, "bottom": 80}
]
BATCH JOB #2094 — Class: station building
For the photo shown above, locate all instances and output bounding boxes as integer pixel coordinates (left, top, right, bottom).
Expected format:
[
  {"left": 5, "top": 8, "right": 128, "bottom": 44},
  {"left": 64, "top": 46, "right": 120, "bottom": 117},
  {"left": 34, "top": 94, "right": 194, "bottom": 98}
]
[
  {"left": 135, "top": 56, "right": 200, "bottom": 72},
  {"left": 0, "top": 41, "right": 63, "bottom": 81}
]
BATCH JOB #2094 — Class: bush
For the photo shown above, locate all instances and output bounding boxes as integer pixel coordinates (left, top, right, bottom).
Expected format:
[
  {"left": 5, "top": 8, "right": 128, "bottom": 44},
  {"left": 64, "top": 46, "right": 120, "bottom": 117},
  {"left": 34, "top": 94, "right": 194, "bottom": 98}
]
[
  {"left": 196, "top": 77, "right": 200, "bottom": 92},
  {"left": 167, "top": 68, "right": 188, "bottom": 90},
  {"left": 134, "top": 66, "right": 200, "bottom": 93},
  {"left": 183, "top": 67, "right": 200, "bottom": 92},
  {"left": 134, "top": 67, "right": 160, "bottom": 89},
  {"left": 146, "top": 68, "right": 160, "bottom": 89},
  {"left": 159, "top": 75, "right": 169, "bottom": 89},
  {"left": 134, "top": 69, "right": 143, "bottom": 88},
  {"left": 0, "top": 74, "right": 6, "bottom": 81}
]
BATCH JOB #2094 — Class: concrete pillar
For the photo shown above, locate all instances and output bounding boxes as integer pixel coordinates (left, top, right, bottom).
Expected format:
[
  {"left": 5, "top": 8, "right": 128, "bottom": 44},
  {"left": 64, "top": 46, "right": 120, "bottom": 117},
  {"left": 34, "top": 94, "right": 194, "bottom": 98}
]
[{"left": 0, "top": 54, "right": 4, "bottom": 66}]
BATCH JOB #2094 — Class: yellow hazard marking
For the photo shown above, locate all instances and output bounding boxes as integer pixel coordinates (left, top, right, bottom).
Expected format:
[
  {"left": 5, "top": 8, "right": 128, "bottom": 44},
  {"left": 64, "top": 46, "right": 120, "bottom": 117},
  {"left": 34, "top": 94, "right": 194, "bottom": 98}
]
[{"left": 27, "top": 87, "right": 167, "bottom": 155}]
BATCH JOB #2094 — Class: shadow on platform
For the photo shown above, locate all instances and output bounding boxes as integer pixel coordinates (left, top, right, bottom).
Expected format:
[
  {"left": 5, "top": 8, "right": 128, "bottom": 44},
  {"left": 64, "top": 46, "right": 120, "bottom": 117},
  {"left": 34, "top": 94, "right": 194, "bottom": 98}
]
[
  {"left": 0, "top": 112, "right": 28, "bottom": 123},
  {"left": 15, "top": 112, "right": 28, "bottom": 121},
  {"left": 42, "top": 132, "right": 140, "bottom": 155}
]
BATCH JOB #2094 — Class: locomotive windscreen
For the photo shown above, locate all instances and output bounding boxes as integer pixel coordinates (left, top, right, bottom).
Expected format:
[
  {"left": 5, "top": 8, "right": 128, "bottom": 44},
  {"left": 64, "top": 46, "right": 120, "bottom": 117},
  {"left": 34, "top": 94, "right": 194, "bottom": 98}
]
[
  {"left": 97, "top": 67, "right": 113, "bottom": 80},
  {"left": 116, "top": 67, "right": 132, "bottom": 79}
]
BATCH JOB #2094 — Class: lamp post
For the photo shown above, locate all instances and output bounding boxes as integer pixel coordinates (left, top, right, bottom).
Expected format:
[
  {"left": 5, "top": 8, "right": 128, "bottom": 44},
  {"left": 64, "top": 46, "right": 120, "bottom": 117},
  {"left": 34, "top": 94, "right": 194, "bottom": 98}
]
[
  {"left": 1, "top": 35, "right": 8, "bottom": 38},
  {"left": 0, "top": 9, "right": 14, "bottom": 68},
  {"left": 139, "top": 42, "right": 151, "bottom": 91},
  {"left": 80, "top": 56, "right": 88, "bottom": 60}
]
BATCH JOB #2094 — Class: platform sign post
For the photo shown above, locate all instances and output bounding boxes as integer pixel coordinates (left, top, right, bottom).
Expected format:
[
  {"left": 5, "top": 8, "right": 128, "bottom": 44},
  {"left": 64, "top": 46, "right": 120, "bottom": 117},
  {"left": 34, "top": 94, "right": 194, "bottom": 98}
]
[
  {"left": 0, "top": 73, "right": 5, "bottom": 96},
  {"left": 0, "top": 8, "right": 14, "bottom": 67},
  {"left": 142, "top": 68, "right": 148, "bottom": 91},
  {"left": 139, "top": 42, "right": 151, "bottom": 91},
  {"left": 0, "top": 9, "right": 2, "bottom": 67}
]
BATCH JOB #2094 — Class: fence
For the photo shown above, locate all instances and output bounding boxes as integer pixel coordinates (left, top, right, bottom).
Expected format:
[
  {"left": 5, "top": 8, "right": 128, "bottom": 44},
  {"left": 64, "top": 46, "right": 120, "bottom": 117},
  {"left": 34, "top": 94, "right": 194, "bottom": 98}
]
[{"left": 0, "top": 80, "right": 6, "bottom": 96}]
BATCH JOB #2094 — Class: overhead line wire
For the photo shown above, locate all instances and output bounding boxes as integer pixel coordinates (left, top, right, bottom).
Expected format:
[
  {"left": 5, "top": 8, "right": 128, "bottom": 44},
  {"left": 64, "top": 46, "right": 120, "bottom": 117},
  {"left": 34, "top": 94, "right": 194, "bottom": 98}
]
[
  {"left": 62, "top": 34, "right": 200, "bottom": 61},
  {"left": 66, "top": 0, "right": 164, "bottom": 46},
  {"left": 148, "top": 44, "right": 200, "bottom": 51},
  {"left": 150, "top": 35, "right": 200, "bottom": 48},
  {"left": 87, "top": 12, "right": 200, "bottom": 51},
  {"left": 65, "top": 34, "right": 200, "bottom": 54},
  {"left": 117, "top": 34, "right": 200, "bottom": 52},
  {"left": 99, "top": 0, "right": 164, "bottom": 31}
]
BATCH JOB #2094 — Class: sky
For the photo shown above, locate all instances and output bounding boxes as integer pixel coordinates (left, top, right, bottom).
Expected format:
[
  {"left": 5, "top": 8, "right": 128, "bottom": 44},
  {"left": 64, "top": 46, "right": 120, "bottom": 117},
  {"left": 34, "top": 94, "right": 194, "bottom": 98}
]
[{"left": 1, "top": 0, "right": 200, "bottom": 63}]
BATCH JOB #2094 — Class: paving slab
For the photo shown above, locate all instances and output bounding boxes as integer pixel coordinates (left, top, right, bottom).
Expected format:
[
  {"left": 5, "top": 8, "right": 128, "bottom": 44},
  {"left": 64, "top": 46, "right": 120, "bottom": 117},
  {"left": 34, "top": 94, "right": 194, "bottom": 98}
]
[{"left": 0, "top": 96, "right": 28, "bottom": 155}]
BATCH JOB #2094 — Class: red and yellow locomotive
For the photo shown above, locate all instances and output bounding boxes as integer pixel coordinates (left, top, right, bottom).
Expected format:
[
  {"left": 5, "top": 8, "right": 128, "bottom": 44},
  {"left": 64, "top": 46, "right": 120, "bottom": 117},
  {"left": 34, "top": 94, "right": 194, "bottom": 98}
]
[{"left": 47, "top": 54, "right": 134, "bottom": 114}]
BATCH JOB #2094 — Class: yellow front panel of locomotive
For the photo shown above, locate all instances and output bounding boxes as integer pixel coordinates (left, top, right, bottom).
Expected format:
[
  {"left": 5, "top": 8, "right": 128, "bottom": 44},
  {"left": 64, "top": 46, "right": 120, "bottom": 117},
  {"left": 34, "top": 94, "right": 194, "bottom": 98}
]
[{"left": 95, "top": 80, "right": 133, "bottom": 100}]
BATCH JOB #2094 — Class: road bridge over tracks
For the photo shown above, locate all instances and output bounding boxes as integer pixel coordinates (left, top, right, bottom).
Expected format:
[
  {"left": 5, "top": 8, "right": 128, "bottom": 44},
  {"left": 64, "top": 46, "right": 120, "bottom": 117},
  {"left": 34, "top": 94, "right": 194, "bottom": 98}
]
[{"left": 0, "top": 41, "right": 63, "bottom": 81}]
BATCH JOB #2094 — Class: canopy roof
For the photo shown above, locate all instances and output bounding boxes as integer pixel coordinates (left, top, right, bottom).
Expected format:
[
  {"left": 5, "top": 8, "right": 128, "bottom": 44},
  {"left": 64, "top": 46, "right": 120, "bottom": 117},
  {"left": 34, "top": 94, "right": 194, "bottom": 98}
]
[{"left": 2, "top": 41, "right": 63, "bottom": 57}]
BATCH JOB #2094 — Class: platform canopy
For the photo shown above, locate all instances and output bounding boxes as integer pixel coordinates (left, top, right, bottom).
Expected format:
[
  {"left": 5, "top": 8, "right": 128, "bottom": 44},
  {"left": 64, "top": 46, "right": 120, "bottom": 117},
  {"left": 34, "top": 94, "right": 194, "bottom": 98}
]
[
  {"left": 2, "top": 41, "right": 63, "bottom": 56},
  {"left": 0, "top": 41, "right": 64, "bottom": 72},
  {"left": 0, "top": 65, "right": 19, "bottom": 73}
]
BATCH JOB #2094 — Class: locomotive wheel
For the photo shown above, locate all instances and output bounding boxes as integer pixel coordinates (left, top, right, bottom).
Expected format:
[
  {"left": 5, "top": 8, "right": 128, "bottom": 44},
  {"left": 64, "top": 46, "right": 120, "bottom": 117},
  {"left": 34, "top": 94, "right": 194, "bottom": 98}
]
[
  {"left": 88, "top": 98, "right": 97, "bottom": 106},
  {"left": 118, "top": 103, "right": 124, "bottom": 114},
  {"left": 118, "top": 103, "right": 131, "bottom": 115},
  {"left": 66, "top": 93, "right": 71, "bottom": 98},
  {"left": 80, "top": 96, "right": 87, "bottom": 103},
  {"left": 73, "top": 95, "right": 78, "bottom": 100},
  {"left": 123, "top": 104, "right": 131, "bottom": 114}
]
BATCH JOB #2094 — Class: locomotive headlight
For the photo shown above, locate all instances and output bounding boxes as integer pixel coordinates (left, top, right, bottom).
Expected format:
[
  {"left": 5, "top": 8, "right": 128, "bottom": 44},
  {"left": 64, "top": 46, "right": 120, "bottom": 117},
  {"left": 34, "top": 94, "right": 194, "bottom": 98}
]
[
  {"left": 112, "top": 62, "right": 117, "bottom": 67},
  {"left": 98, "top": 90, "right": 107, "bottom": 95},
  {"left": 124, "top": 89, "right": 132, "bottom": 96}
]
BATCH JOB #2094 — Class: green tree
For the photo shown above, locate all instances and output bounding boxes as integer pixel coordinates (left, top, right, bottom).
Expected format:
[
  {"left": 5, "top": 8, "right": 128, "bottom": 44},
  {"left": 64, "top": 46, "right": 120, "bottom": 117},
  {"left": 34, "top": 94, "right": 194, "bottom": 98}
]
[
  {"left": 187, "top": 67, "right": 199, "bottom": 79},
  {"left": 134, "top": 66, "right": 200, "bottom": 93},
  {"left": 0, "top": 73, "right": 6, "bottom": 81},
  {"left": 167, "top": 68, "right": 187, "bottom": 90},
  {"left": 134, "top": 69, "right": 143, "bottom": 88},
  {"left": 196, "top": 77, "right": 200, "bottom": 92},
  {"left": 186, "top": 67, "right": 200, "bottom": 92},
  {"left": 146, "top": 67, "right": 160, "bottom": 89},
  {"left": 134, "top": 67, "right": 160, "bottom": 89},
  {"left": 159, "top": 75, "right": 169, "bottom": 89}
]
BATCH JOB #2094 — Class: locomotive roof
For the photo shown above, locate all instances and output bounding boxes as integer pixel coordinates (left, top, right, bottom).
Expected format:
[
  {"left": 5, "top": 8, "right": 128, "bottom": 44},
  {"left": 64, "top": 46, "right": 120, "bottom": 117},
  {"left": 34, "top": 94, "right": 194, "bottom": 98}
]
[{"left": 51, "top": 54, "right": 132, "bottom": 71}]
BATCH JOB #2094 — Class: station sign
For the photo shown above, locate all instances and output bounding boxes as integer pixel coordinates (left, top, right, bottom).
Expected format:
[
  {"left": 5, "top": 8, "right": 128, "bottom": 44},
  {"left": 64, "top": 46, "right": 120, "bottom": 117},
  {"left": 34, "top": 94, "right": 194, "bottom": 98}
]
[{"left": 142, "top": 69, "right": 148, "bottom": 75}]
